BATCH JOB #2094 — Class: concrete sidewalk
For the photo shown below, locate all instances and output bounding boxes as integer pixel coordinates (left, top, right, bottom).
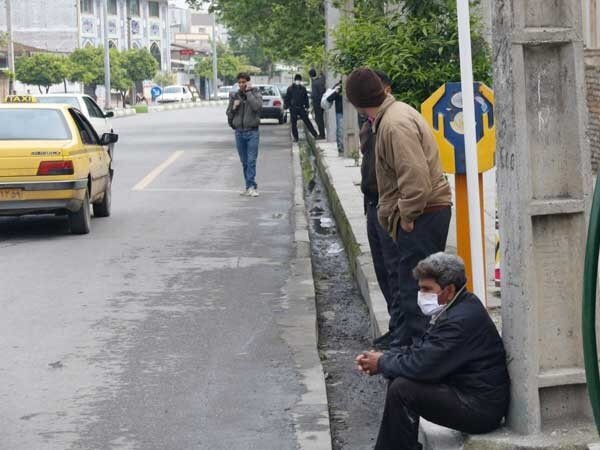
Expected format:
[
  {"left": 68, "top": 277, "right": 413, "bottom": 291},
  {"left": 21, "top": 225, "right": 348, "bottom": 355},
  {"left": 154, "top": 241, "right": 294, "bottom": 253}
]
[{"left": 309, "top": 138, "right": 502, "bottom": 450}]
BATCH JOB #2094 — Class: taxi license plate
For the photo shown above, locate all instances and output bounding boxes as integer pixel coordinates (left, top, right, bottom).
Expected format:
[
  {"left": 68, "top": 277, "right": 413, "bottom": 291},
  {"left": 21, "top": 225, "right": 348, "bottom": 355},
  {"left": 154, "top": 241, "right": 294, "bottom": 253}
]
[{"left": 0, "top": 189, "right": 23, "bottom": 200}]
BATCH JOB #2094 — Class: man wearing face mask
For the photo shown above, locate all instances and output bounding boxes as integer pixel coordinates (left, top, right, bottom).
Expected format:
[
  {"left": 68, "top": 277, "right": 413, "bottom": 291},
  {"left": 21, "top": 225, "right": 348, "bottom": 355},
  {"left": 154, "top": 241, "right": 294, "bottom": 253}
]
[
  {"left": 356, "top": 253, "right": 510, "bottom": 450},
  {"left": 284, "top": 74, "right": 319, "bottom": 142}
]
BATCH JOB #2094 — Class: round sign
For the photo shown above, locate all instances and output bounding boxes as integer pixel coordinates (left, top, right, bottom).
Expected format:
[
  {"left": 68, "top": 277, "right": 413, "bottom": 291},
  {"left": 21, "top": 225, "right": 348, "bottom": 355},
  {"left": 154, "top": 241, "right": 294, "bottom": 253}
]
[{"left": 151, "top": 86, "right": 162, "bottom": 98}]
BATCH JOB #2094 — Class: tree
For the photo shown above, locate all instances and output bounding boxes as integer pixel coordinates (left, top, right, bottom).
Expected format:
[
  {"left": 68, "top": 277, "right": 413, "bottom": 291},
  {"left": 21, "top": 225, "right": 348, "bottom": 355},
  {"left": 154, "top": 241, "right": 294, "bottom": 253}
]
[
  {"left": 68, "top": 46, "right": 105, "bottom": 96},
  {"left": 15, "top": 53, "right": 70, "bottom": 93},
  {"left": 331, "top": 0, "right": 491, "bottom": 108},
  {"left": 121, "top": 48, "right": 158, "bottom": 84},
  {"left": 185, "top": 0, "right": 325, "bottom": 64},
  {"left": 194, "top": 43, "right": 253, "bottom": 85},
  {"left": 153, "top": 71, "right": 176, "bottom": 87}
]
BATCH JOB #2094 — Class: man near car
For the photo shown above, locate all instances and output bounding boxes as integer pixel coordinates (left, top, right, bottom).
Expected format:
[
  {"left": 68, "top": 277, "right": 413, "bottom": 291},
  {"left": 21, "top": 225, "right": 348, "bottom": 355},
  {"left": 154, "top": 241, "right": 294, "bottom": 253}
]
[
  {"left": 309, "top": 69, "right": 326, "bottom": 139},
  {"left": 346, "top": 67, "right": 452, "bottom": 347},
  {"left": 357, "top": 252, "right": 510, "bottom": 450},
  {"left": 227, "top": 72, "right": 263, "bottom": 197},
  {"left": 285, "top": 74, "right": 318, "bottom": 143}
]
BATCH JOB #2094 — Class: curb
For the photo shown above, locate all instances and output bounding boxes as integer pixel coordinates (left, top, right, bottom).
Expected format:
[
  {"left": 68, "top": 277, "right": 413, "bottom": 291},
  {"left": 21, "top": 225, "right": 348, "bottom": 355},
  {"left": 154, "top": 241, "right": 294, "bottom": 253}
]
[
  {"left": 308, "top": 138, "right": 463, "bottom": 450},
  {"left": 112, "top": 108, "right": 136, "bottom": 118},
  {"left": 111, "top": 101, "right": 228, "bottom": 118},
  {"left": 279, "top": 142, "right": 332, "bottom": 450}
]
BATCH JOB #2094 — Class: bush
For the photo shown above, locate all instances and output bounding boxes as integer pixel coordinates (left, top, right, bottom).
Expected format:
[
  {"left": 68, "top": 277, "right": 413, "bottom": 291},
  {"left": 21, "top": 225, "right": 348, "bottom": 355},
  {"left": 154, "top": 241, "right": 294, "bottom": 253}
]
[{"left": 331, "top": 1, "right": 491, "bottom": 108}]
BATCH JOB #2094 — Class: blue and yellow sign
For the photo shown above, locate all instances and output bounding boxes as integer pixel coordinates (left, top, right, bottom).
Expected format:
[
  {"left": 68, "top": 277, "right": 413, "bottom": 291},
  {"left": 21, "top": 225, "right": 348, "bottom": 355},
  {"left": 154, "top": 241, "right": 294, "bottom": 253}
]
[{"left": 421, "top": 82, "right": 495, "bottom": 174}]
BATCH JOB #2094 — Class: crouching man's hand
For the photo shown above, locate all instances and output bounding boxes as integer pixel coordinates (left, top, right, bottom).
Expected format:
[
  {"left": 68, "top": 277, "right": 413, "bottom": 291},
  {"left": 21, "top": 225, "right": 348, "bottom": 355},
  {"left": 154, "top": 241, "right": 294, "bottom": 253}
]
[{"left": 356, "top": 351, "right": 383, "bottom": 376}]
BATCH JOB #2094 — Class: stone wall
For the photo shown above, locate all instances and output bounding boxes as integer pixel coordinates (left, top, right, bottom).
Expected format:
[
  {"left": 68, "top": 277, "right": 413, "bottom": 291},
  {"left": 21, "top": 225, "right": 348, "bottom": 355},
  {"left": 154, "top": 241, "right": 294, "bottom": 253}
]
[{"left": 586, "top": 49, "right": 600, "bottom": 173}]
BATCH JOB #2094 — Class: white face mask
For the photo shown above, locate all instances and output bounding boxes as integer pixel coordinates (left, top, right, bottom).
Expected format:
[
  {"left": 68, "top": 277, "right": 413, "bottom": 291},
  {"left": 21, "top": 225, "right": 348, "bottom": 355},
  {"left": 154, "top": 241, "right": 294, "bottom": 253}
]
[
  {"left": 417, "top": 291, "right": 444, "bottom": 316},
  {"left": 295, "top": 80, "right": 301, "bottom": 85}
]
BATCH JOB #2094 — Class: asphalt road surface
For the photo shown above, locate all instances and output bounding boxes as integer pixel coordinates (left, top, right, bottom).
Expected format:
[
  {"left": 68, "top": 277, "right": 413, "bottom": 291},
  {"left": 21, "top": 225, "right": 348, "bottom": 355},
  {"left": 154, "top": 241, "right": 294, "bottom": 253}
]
[{"left": 0, "top": 107, "right": 304, "bottom": 450}]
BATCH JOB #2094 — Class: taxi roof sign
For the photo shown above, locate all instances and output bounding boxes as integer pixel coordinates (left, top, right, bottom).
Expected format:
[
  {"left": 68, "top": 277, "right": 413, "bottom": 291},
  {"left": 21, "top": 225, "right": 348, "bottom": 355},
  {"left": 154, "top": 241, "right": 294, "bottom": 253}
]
[{"left": 5, "top": 95, "right": 38, "bottom": 104}]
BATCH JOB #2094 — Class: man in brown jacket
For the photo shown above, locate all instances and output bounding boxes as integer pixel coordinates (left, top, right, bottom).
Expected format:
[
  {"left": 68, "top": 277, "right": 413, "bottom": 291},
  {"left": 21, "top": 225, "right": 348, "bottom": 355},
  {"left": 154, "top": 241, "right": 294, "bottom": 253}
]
[{"left": 346, "top": 67, "right": 453, "bottom": 347}]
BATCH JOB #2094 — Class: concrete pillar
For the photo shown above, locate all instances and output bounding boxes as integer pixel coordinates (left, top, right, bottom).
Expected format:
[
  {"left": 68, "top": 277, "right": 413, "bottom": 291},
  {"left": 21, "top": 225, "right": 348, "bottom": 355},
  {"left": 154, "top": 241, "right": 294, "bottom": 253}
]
[
  {"left": 325, "top": 0, "right": 339, "bottom": 144},
  {"left": 493, "top": 0, "right": 593, "bottom": 438}
]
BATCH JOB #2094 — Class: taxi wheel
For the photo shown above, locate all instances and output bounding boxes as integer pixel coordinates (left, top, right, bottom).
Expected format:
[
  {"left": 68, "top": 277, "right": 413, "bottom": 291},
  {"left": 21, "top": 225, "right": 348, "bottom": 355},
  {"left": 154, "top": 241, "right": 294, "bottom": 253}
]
[
  {"left": 69, "top": 191, "right": 91, "bottom": 235},
  {"left": 93, "top": 179, "right": 111, "bottom": 218}
]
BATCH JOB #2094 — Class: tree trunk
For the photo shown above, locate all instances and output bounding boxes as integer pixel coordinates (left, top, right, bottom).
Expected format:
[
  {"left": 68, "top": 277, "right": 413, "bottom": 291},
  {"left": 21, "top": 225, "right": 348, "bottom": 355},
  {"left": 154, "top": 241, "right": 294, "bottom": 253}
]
[
  {"left": 63, "top": 78, "right": 68, "bottom": 93},
  {"left": 38, "top": 86, "right": 43, "bottom": 94}
]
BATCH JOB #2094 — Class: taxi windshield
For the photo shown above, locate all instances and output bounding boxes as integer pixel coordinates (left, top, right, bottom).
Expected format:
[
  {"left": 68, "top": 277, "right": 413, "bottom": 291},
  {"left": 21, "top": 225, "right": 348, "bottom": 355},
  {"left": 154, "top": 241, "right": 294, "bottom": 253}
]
[
  {"left": 36, "top": 96, "right": 80, "bottom": 108},
  {"left": 0, "top": 109, "right": 71, "bottom": 140}
]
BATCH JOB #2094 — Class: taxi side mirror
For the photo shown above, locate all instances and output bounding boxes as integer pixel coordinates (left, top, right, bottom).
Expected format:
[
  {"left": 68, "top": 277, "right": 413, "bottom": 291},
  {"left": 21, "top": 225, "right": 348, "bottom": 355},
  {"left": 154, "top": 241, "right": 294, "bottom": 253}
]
[
  {"left": 104, "top": 111, "right": 114, "bottom": 118},
  {"left": 100, "top": 133, "right": 119, "bottom": 146}
]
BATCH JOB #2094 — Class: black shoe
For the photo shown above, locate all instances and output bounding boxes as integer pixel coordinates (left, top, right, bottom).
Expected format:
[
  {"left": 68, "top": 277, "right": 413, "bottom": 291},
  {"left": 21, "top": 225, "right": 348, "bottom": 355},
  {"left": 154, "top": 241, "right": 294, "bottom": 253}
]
[
  {"left": 372, "top": 331, "right": 393, "bottom": 350},
  {"left": 317, "top": 135, "right": 326, "bottom": 140}
]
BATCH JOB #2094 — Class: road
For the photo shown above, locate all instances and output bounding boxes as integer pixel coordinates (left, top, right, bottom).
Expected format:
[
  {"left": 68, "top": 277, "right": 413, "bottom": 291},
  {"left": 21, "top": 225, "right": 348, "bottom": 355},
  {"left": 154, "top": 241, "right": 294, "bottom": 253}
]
[{"left": 0, "top": 107, "right": 304, "bottom": 450}]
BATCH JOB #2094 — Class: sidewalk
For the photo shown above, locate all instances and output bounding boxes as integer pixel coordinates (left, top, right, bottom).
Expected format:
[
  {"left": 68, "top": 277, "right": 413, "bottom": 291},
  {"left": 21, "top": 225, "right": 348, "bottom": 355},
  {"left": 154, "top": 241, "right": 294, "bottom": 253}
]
[
  {"left": 111, "top": 100, "right": 229, "bottom": 119},
  {"left": 308, "top": 138, "right": 501, "bottom": 450}
]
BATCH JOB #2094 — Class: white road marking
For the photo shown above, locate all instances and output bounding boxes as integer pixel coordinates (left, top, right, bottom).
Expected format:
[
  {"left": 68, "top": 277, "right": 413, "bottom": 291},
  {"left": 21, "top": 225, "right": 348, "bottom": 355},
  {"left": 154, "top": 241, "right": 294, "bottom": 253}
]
[{"left": 132, "top": 151, "right": 184, "bottom": 191}]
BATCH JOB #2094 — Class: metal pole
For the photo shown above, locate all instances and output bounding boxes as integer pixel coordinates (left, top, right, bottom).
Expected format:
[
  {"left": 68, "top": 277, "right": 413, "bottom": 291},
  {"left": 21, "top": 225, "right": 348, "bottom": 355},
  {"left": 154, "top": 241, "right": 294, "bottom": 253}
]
[
  {"left": 103, "top": 0, "right": 111, "bottom": 110},
  {"left": 456, "top": 0, "right": 486, "bottom": 303},
  {"left": 6, "top": 0, "right": 15, "bottom": 94},
  {"left": 211, "top": 13, "right": 218, "bottom": 101}
]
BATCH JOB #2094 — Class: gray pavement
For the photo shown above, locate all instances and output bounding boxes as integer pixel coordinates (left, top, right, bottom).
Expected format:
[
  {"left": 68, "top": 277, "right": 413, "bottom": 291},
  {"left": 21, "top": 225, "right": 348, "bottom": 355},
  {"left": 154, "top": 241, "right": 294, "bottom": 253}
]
[{"left": 0, "top": 108, "right": 326, "bottom": 449}]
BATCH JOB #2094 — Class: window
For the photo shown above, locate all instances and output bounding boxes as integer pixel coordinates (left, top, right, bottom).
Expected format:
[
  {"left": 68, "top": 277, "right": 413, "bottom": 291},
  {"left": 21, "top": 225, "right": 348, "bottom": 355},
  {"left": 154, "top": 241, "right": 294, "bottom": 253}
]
[
  {"left": 258, "top": 86, "right": 278, "bottom": 97},
  {"left": 37, "top": 96, "right": 81, "bottom": 109},
  {"left": 83, "top": 97, "right": 106, "bottom": 119},
  {"left": 69, "top": 109, "right": 100, "bottom": 145},
  {"left": 81, "top": 0, "right": 94, "bottom": 14},
  {"left": 149, "top": 1, "right": 160, "bottom": 18},
  {"left": 0, "top": 110, "right": 71, "bottom": 140},
  {"left": 128, "top": 0, "right": 140, "bottom": 17},
  {"left": 164, "top": 86, "right": 182, "bottom": 94},
  {"left": 108, "top": 0, "right": 118, "bottom": 15}
]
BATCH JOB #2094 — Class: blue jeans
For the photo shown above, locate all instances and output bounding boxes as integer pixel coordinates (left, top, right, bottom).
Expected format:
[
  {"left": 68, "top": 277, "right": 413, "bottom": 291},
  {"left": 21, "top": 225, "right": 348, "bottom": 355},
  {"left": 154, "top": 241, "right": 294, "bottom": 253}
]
[
  {"left": 235, "top": 129, "right": 259, "bottom": 189},
  {"left": 336, "top": 112, "right": 344, "bottom": 153}
]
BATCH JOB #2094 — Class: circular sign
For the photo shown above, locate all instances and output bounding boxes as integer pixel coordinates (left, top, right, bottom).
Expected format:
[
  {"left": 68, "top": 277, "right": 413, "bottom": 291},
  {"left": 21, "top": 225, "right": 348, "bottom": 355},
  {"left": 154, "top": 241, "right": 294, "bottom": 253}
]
[{"left": 151, "top": 86, "right": 162, "bottom": 98}]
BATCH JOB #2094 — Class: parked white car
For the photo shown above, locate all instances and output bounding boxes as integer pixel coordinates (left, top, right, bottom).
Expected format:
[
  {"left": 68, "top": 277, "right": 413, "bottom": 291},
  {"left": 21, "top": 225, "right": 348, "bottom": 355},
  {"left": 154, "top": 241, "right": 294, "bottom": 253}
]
[
  {"left": 157, "top": 85, "right": 193, "bottom": 103},
  {"left": 36, "top": 93, "right": 116, "bottom": 158},
  {"left": 217, "top": 86, "right": 235, "bottom": 100}
]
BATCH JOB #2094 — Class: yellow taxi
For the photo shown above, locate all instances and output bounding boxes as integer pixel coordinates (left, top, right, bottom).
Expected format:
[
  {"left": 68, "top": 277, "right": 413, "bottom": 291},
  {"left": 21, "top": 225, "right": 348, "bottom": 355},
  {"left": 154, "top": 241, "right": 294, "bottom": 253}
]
[{"left": 0, "top": 98, "right": 117, "bottom": 234}]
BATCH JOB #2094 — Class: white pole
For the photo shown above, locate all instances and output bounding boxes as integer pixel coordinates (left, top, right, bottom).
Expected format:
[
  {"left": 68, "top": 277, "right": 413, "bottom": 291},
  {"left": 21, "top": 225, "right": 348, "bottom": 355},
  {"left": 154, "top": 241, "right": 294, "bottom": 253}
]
[
  {"left": 211, "top": 13, "right": 218, "bottom": 101},
  {"left": 103, "top": 0, "right": 111, "bottom": 110},
  {"left": 6, "top": 0, "right": 15, "bottom": 94},
  {"left": 456, "top": 0, "right": 486, "bottom": 304}
]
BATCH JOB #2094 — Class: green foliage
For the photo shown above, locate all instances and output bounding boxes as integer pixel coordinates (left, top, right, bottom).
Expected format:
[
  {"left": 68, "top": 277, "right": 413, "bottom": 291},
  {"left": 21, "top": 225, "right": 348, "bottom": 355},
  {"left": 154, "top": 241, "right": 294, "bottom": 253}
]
[
  {"left": 186, "top": 0, "right": 325, "bottom": 64},
  {"left": 153, "top": 71, "right": 177, "bottom": 86},
  {"left": 122, "top": 48, "right": 158, "bottom": 82},
  {"left": 301, "top": 44, "right": 327, "bottom": 74},
  {"left": 68, "top": 47, "right": 105, "bottom": 85},
  {"left": 331, "top": 1, "right": 491, "bottom": 108},
  {"left": 194, "top": 43, "right": 250, "bottom": 85},
  {"left": 15, "top": 53, "right": 70, "bottom": 93}
]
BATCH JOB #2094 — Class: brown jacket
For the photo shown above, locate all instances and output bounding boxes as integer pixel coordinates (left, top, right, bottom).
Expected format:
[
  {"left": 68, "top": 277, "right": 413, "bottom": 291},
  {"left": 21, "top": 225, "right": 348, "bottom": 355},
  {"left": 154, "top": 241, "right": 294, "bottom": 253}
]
[{"left": 373, "top": 95, "right": 452, "bottom": 238}]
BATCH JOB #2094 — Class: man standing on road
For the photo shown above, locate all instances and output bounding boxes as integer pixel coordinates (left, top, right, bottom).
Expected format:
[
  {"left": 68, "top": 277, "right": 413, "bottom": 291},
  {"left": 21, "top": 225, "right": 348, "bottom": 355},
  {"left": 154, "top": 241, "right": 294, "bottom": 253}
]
[
  {"left": 285, "top": 74, "right": 318, "bottom": 143},
  {"left": 346, "top": 67, "right": 452, "bottom": 347},
  {"left": 227, "top": 72, "right": 263, "bottom": 197},
  {"left": 356, "top": 253, "right": 509, "bottom": 450},
  {"left": 309, "top": 69, "right": 326, "bottom": 139}
]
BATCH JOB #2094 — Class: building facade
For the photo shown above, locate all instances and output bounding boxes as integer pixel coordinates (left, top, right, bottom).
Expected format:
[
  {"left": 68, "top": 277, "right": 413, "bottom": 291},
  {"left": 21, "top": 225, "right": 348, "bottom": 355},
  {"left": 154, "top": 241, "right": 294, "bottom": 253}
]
[{"left": 0, "top": 0, "right": 171, "bottom": 71}]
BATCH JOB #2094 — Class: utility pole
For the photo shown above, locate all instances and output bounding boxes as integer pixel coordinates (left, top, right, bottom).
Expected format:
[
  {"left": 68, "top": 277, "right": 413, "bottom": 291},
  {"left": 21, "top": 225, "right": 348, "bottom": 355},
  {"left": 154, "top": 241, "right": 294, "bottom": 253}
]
[
  {"left": 5, "top": 0, "right": 15, "bottom": 94},
  {"left": 211, "top": 12, "right": 218, "bottom": 100},
  {"left": 102, "top": 0, "right": 111, "bottom": 110}
]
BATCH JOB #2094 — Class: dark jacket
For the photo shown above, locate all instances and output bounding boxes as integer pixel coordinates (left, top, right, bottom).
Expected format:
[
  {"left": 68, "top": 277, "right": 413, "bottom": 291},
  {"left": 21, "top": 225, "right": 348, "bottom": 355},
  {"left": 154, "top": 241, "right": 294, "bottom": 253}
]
[
  {"left": 325, "top": 89, "right": 343, "bottom": 114},
  {"left": 226, "top": 88, "right": 262, "bottom": 130},
  {"left": 284, "top": 84, "right": 310, "bottom": 110},
  {"left": 378, "top": 291, "right": 510, "bottom": 411},
  {"left": 311, "top": 75, "right": 326, "bottom": 108},
  {"left": 360, "top": 119, "right": 378, "bottom": 203}
]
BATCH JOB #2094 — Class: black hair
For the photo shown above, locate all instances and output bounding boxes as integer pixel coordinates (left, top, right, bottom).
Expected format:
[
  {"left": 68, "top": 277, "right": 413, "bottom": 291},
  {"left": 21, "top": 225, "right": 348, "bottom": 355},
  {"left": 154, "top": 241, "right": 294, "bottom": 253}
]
[
  {"left": 294, "top": 74, "right": 302, "bottom": 81},
  {"left": 308, "top": 69, "right": 317, "bottom": 78},
  {"left": 237, "top": 72, "right": 251, "bottom": 81},
  {"left": 373, "top": 69, "right": 392, "bottom": 87}
]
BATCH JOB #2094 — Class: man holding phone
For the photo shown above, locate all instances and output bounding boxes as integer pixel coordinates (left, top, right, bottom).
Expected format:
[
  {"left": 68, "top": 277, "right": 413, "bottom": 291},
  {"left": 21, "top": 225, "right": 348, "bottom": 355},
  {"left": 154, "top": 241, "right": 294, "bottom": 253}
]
[{"left": 227, "top": 72, "right": 263, "bottom": 197}]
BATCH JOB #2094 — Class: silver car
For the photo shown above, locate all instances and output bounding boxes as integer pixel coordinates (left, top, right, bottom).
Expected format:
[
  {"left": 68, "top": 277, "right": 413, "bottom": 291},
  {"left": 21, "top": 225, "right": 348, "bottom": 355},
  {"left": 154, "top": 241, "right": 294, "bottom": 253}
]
[{"left": 256, "top": 85, "right": 287, "bottom": 124}]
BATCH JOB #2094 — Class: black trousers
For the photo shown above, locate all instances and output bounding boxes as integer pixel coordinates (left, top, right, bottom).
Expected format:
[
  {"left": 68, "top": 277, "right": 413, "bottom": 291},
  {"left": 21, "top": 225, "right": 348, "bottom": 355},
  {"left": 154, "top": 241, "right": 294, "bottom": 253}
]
[
  {"left": 375, "top": 377, "right": 504, "bottom": 450},
  {"left": 314, "top": 105, "right": 326, "bottom": 138},
  {"left": 291, "top": 107, "right": 318, "bottom": 141},
  {"left": 380, "top": 207, "right": 451, "bottom": 345},
  {"left": 366, "top": 201, "right": 396, "bottom": 320}
]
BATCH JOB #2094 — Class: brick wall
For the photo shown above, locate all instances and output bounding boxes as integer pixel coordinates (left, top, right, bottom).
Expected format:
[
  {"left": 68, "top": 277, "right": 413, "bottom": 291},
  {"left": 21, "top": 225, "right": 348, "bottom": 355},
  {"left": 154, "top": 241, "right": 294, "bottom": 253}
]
[{"left": 586, "top": 49, "right": 600, "bottom": 173}]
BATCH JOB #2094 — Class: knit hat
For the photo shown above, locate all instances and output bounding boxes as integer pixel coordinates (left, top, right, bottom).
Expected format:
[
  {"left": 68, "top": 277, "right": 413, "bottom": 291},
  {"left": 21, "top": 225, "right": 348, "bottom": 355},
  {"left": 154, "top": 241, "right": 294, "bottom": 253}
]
[{"left": 345, "top": 67, "right": 387, "bottom": 108}]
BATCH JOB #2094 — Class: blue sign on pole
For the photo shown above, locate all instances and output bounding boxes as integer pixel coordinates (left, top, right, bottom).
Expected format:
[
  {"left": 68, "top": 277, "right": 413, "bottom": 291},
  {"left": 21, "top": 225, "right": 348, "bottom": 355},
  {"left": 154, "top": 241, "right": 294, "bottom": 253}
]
[{"left": 151, "top": 86, "right": 162, "bottom": 98}]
